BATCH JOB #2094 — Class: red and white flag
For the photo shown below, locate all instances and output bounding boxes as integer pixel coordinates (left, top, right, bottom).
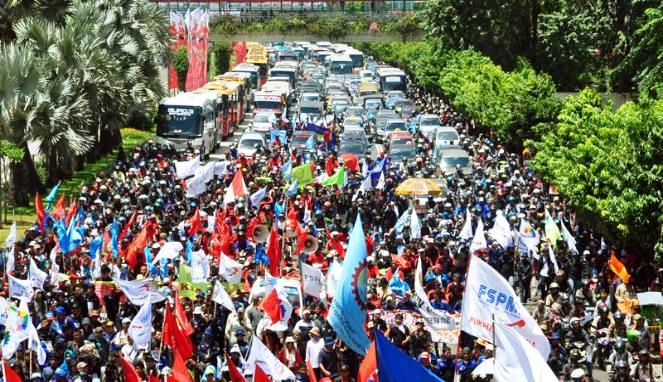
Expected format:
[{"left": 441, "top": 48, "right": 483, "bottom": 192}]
[{"left": 223, "top": 171, "right": 248, "bottom": 206}]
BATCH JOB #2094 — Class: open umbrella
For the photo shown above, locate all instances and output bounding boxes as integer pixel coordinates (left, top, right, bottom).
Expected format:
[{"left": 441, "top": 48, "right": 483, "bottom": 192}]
[{"left": 395, "top": 178, "right": 444, "bottom": 196}]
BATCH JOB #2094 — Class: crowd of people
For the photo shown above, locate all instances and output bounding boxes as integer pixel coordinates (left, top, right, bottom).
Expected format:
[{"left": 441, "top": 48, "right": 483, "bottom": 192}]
[{"left": 1, "top": 60, "right": 661, "bottom": 382}]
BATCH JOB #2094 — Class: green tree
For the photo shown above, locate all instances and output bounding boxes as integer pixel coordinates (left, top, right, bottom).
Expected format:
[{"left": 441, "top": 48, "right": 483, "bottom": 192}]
[
  {"left": 174, "top": 46, "right": 189, "bottom": 91},
  {"left": 528, "top": 89, "right": 663, "bottom": 258}
]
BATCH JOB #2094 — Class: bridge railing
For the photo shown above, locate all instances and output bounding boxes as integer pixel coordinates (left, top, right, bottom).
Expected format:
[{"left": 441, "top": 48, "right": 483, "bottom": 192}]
[{"left": 152, "top": 0, "right": 426, "bottom": 15}]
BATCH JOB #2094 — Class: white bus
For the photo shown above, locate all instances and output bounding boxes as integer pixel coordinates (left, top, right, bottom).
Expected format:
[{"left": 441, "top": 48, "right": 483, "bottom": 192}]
[
  {"left": 328, "top": 55, "right": 354, "bottom": 75},
  {"left": 155, "top": 92, "right": 217, "bottom": 159},
  {"left": 377, "top": 67, "right": 407, "bottom": 93},
  {"left": 254, "top": 90, "right": 287, "bottom": 118}
]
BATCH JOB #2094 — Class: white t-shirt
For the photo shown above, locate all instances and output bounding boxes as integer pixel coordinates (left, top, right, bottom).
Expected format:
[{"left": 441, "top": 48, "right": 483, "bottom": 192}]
[{"left": 305, "top": 338, "right": 324, "bottom": 368}]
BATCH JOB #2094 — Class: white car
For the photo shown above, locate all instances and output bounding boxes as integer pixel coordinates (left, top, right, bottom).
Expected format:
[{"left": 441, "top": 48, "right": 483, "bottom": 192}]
[
  {"left": 251, "top": 112, "right": 275, "bottom": 133},
  {"left": 237, "top": 132, "right": 267, "bottom": 157}
]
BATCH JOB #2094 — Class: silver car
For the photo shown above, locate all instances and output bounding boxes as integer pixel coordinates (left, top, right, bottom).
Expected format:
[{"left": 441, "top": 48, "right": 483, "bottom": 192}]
[{"left": 439, "top": 148, "right": 472, "bottom": 176}]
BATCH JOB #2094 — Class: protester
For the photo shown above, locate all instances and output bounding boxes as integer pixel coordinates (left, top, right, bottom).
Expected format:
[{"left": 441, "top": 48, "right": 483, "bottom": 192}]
[{"left": 0, "top": 45, "right": 660, "bottom": 382}]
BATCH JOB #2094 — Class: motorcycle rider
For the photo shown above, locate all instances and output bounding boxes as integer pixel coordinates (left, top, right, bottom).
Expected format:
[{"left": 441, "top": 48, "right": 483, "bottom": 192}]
[
  {"left": 607, "top": 337, "right": 633, "bottom": 377},
  {"left": 630, "top": 349, "right": 653, "bottom": 381},
  {"left": 611, "top": 360, "right": 632, "bottom": 382},
  {"left": 592, "top": 305, "right": 614, "bottom": 334}
]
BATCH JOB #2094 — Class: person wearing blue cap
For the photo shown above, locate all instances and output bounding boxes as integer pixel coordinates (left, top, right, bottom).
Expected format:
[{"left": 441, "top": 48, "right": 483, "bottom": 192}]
[{"left": 318, "top": 337, "right": 339, "bottom": 379}]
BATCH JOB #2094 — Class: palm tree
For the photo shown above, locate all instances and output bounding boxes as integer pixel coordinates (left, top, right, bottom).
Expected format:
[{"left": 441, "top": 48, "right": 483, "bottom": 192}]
[{"left": 0, "top": 44, "right": 46, "bottom": 204}]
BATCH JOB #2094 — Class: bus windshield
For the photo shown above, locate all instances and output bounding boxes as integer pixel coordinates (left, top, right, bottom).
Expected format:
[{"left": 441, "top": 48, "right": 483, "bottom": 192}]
[
  {"left": 156, "top": 105, "right": 201, "bottom": 137},
  {"left": 381, "top": 75, "right": 406, "bottom": 92},
  {"left": 329, "top": 61, "right": 353, "bottom": 75},
  {"left": 255, "top": 101, "right": 282, "bottom": 110}
]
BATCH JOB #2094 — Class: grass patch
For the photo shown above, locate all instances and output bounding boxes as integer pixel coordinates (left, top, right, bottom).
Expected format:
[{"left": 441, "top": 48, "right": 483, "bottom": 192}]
[{"left": 0, "top": 128, "right": 154, "bottom": 242}]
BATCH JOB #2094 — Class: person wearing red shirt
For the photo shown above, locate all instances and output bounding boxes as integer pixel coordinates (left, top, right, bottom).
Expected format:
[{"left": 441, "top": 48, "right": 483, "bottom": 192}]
[{"left": 325, "top": 154, "right": 338, "bottom": 176}]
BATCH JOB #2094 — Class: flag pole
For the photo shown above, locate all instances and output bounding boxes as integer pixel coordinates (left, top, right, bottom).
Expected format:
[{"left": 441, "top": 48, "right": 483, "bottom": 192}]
[
  {"left": 492, "top": 313, "right": 496, "bottom": 360},
  {"left": 453, "top": 239, "right": 477, "bottom": 382},
  {"left": 29, "top": 350, "right": 33, "bottom": 376}
]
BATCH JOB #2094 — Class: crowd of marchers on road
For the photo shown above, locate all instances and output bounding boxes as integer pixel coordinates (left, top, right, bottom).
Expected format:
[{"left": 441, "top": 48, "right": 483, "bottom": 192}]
[{"left": 2, "top": 41, "right": 661, "bottom": 382}]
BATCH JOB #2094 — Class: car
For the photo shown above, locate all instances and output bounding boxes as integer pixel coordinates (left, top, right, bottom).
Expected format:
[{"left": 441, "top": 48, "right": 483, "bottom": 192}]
[
  {"left": 291, "top": 131, "right": 317, "bottom": 151},
  {"left": 251, "top": 111, "right": 274, "bottom": 133},
  {"left": 342, "top": 129, "right": 371, "bottom": 148},
  {"left": 297, "top": 100, "right": 324, "bottom": 122},
  {"left": 388, "top": 132, "right": 413, "bottom": 146},
  {"left": 415, "top": 113, "right": 443, "bottom": 137},
  {"left": 300, "top": 92, "right": 322, "bottom": 102},
  {"left": 237, "top": 132, "right": 267, "bottom": 157},
  {"left": 339, "top": 140, "right": 369, "bottom": 157},
  {"left": 345, "top": 106, "right": 364, "bottom": 120},
  {"left": 382, "top": 119, "right": 408, "bottom": 140},
  {"left": 385, "top": 91, "right": 406, "bottom": 108},
  {"left": 361, "top": 94, "right": 384, "bottom": 111},
  {"left": 343, "top": 116, "right": 364, "bottom": 130},
  {"left": 439, "top": 147, "right": 472, "bottom": 176},
  {"left": 392, "top": 98, "right": 415, "bottom": 119},
  {"left": 388, "top": 143, "right": 415, "bottom": 165},
  {"left": 374, "top": 109, "right": 399, "bottom": 132}
]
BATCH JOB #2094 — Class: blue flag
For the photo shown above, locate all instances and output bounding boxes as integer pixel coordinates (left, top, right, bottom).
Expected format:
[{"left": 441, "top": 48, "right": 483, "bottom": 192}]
[
  {"left": 287, "top": 178, "right": 299, "bottom": 196},
  {"left": 274, "top": 200, "right": 286, "bottom": 216},
  {"left": 388, "top": 269, "right": 411, "bottom": 296},
  {"left": 393, "top": 207, "right": 411, "bottom": 234},
  {"left": 305, "top": 135, "right": 315, "bottom": 151},
  {"left": 250, "top": 187, "right": 268, "bottom": 208},
  {"left": 89, "top": 235, "right": 103, "bottom": 260},
  {"left": 370, "top": 158, "right": 387, "bottom": 180},
  {"left": 60, "top": 212, "right": 83, "bottom": 254},
  {"left": 109, "top": 221, "right": 119, "bottom": 258},
  {"left": 375, "top": 331, "right": 444, "bottom": 382},
  {"left": 327, "top": 214, "right": 370, "bottom": 355},
  {"left": 281, "top": 159, "right": 293, "bottom": 181},
  {"left": 45, "top": 181, "right": 61, "bottom": 204},
  {"left": 305, "top": 122, "right": 326, "bottom": 135}
]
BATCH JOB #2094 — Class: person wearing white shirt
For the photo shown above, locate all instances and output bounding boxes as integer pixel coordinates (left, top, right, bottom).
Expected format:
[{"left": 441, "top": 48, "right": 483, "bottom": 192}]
[{"left": 305, "top": 326, "right": 324, "bottom": 375}]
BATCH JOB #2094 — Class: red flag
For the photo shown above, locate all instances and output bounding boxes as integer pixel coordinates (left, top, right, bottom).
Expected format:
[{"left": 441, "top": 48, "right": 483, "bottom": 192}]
[
  {"left": 187, "top": 208, "right": 202, "bottom": 237},
  {"left": 35, "top": 193, "right": 46, "bottom": 232},
  {"left": 266, "top": 225, "right": 282, "bottom": 276},
  {"left": 64, "top": 200, "right": 77, "bottom": 225},
  {"left": 358, "top": 340, "right": 379, "bottom": 382},
  {"left": 119, "top": 356, "right": 141, "bottom": 382},
  {"left": 50, "top": 195, "right": 66, "bottom": 220},
  {"left": 148, "top": 375, "right": 160, "bottom": 382},
  {"left": 260, "top": 288, "right": 283, "bottom": 324},
  {"left": 3, "top": 361, "right": 22, "bottom": 382},
  {"left": 124, "top": 223, "right": 150, "bottom": 268},
  {"left": 162, "top": 304, "right": 194, "bottom": 359},
  {"left": 225, "top": 354, "right": 247, "bottom": 382},
  {"left": 172, "top": 348, "right": 194, "bottom": 382},
  {"left": 254, "top": 364, "right": 271, "bottom": 382},
  {"left": 325, "top": 228, "right": 346, "bottom": 259},
  {"left": 341, "top": 153, "right": 359, "bottom": 172},
  {"left": 247, "top": 216, "right": 259, "bottom": 242},
  {"left": 119, "top": 211, "right": 136, "bottom": 242},
  {"left": 307, "top": 361, "right": 318, "bottom": 382},
  {"left": 174, "top": 291, "right": 195, "bottom": 336},
  {"left": 294, "top": 222, "right": 308, "bottom": 255},
  {"left": 225, "top": 170, "right": 248, "bottom": 201}
]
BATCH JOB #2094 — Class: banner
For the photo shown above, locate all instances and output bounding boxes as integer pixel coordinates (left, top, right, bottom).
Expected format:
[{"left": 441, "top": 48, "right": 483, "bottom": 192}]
[
  {"left": 8, "top": 275, "right": 33, "bottom": 300},
  {"left": 461, "top": 256, "right": 550, "bottom": 359},
  {"left": 175, "top": 156, "right": 201, "bottom": 179},
  {"left": 270, "top": 130, "right": 287, "bottom": 144},
  {"left": 168, "top": 11, "right": 187, "bottom": 90},
  {"left": 301, "top": 262, "right": 323, "bottom": 299},
  {"left": 414, "top": 258, "right": 459, "bottom": 332},
  {"left": 185, "top": 9, "right": 209, "bottom": 91}
]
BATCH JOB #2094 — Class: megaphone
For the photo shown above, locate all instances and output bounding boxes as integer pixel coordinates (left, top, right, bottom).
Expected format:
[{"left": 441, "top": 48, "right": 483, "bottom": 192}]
[
  {"left": 302, "top": 235, "right": 318, "bottom": 254},
  {"left": 252, "top": 225, "right": 269, "bottom": 243}
]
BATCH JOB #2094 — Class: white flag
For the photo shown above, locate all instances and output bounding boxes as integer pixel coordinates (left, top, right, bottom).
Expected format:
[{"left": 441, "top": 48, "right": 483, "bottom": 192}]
[
  {"left": 410, "top": 208, "right": 421, "bottom": 239},
  {"left": 49, "top": 245, "right": 61, "bottom": 285},
  {"left": 461, "top": 255, "right": 550, "bottom": 359},
  {"left": 518, "top": 219, "right": 540, "bottom": 257},
  {"left": 5, "top": 222, "right": 16, "bottom": 249},
  {"left": 488, "top": 211, "right": 513, "bottom": 248},
  {"left": 128, "top": 298, "right": 152, "bottom": 349},
  {"left": 375, "top": 172, "right": 385, "bottom": 190},
  {"left": 186, "top": 174, "right": 207, "bottom": 197},
  {"left": 301, "top": 262, "right": 323, "bottom": 299},
  {"left": 469, "top": 219, "right": 487, "bottom": 254},
  {"left": 245, "top": 333, "right": 296, "bottom": 380},
  {"left": 29, "top": 258, "right": 47, "bottom": 290},
  {"left": 2, "top": 298, "right": 31, "bottom": 360},
  {"left": 250, "top": 187, "right": 268, "bottom": 208},
  {"left": 325, "top": 259, "right": 343, "bottom": 298},
  {"left": 190, "top": 250, "right": 210, "bottom": 283},
  {"left": 459, "top": 209, "right": 473, "bottom": 241},
  {"left": 6, "top": 246, "right": 15, "bottom": 275},
  {"left": 494, "top": 323, "right": 557, "bottom": 382},
  {"left": 414, "top": 257, "right": 458, "bottom": 331},
  {"left": 0, "top": 297, "right": 17, "bottom": 325},
  {"left": 560, "top": 220, "right": 578, "bottom": 256},
  {"left": 547, "top": 244, "right": 559, "bottom": 273},
  {"left": 151, "top": 241, "right": 184, "bottom": 265},
  {"left": 219, "top": 253, "right": 243, "bottom": 284},
  {"left": 113, "top": 278, "right": 166, "bottom": 306},
  {"left": 175, "top": 156, "right": 200, "bottom": 179},
  {"left": 28, "top": 323, "right": 46, "bottom": 365},
  {"left": 212, "top": 280, "right": 236, "bottom": 312},
  {"left": 8, "top": 275, "right": 34, "bottom": 300}
]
